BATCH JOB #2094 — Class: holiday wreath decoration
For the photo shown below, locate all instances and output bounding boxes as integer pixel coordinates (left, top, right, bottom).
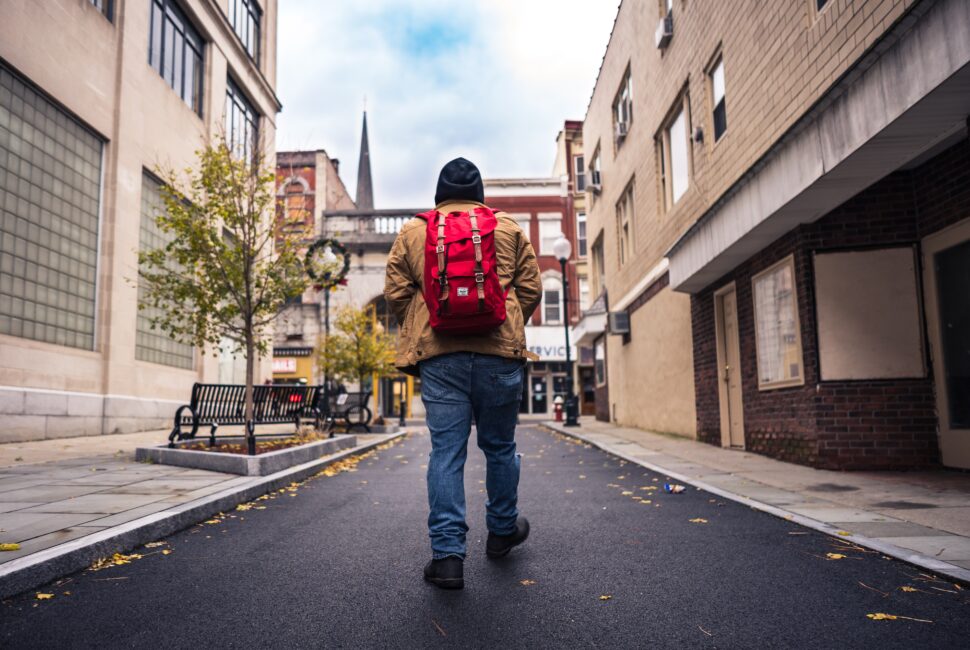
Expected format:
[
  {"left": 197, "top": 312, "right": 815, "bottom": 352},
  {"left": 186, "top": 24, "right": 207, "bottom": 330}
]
[{"left": 305, "top": 237, "right": 350, "bottom": 290}]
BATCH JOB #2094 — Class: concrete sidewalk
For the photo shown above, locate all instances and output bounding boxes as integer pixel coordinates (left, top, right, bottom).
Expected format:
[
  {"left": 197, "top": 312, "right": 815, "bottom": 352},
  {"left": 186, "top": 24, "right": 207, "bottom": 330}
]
[
  {"left": 544, "top": 418, "right": 970, "bottom": 583},
  {"left": 0, "top": 426, "right": 405, "bottom": 598}
]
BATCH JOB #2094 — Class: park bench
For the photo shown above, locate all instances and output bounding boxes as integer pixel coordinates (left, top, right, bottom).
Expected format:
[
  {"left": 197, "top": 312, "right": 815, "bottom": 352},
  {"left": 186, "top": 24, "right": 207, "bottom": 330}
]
[{"left": 167, "top": 383, "right": 320, "bottom": 448}]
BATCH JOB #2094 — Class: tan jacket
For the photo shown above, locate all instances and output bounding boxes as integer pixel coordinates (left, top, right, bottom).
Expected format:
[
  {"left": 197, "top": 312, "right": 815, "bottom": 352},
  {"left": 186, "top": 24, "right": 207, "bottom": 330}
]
[{"left": 384, "top": 200, "right": 542, "bottom": 376}]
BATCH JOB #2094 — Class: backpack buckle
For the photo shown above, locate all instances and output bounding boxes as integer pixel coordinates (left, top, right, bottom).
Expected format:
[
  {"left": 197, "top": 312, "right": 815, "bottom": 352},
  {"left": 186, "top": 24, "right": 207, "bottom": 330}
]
[
  {"left": 471, "top": 235, "right": 482, "bottom": 245},
  {"left": 436, "top": 244, "right": 445, "bottom": 254},
  {"left": 475, "top": 272, "right": 485, "bottom": 283}
]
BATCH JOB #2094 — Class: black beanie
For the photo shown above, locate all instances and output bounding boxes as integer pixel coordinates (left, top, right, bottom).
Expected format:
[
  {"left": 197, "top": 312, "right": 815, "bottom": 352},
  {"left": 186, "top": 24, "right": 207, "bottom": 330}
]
[{"left": 434, "top": 157, "right": 485, "bottom": 205}]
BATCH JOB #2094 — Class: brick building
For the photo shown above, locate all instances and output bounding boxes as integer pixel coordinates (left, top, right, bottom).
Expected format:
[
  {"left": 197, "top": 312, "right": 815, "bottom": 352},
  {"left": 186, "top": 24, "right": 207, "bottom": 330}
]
[
  {"left": 272, "top": 150, "right": 355, "bottom": 384},
  {"left": 0, "top": 0, "right": 280, "bottom": 440},
  {"left": 584, "top": 0, "right": 970, "bottom": 470},
  {"left": 484, "top": 177, "right": 578, "bottom": 416}
]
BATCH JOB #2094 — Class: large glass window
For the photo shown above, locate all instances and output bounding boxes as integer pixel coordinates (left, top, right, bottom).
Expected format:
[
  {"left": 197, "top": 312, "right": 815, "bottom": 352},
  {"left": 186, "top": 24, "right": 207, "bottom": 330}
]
[
  {"left": 0, "top": 63, "right": 102, "bottom": 349},
  {"left": 149, "top": 0, "right": 204, "bottom": 115},
  {"left": 613, "top": 68, "right": 633, "bottom": 130},
  {"left": 594, "top": 337, "right": 606, "bottom": 386},
  {"left": 226, "top": 78, "right": 259, "bottom": 161},
  {"left": 137, "top": 173, "right": 195, "bottom": 369},
  {"left": 668, "top": 107, "right": 689, "bottom": 204},
  {"left": 228, "top": 0, "right": 262, "bottom": 63},
  {"left": 753, "top": 256, "right": 804, "bottom": 389},
  {"left": 578, "top": 275, "right": 590, "bottom": 312}
]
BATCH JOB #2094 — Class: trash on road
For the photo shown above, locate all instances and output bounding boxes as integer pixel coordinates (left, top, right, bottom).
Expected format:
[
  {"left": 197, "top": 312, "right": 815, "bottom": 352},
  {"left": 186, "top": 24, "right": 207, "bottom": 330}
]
[{"left": 664, "top": 483, "right": 686, "bottom": 494}]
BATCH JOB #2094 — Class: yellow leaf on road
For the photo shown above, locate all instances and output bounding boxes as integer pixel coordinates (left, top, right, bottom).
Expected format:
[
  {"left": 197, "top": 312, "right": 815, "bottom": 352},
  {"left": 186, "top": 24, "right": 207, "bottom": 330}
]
[
  {"left": 36, "top": 593, "right": 53, "bottom": 600},
  {"left": 826, "top": 553, "right": 846, "bottom": 560},
  {"left": 599, "top": 595, "right": 612, "bottom": 601},
  {"left": 867, "top": 612, "right": 932, "bottom": 623},
  {"left": 836, "top": 531, "right": 852, "bottom": 536},
  {"left": 621, "top": 491, "right": 633, "bottom": 496},
  {"left": 161, "top": 549, "right": 172, "bottom": 555},
  {"left": 900, "top": 586, "right": 917, "bottom": 592},
  {"left": 0, "top": 543, "right": 21, "bottom": 552},
  {"left": 689, "top": 518, "right": 708, "bottom": 524},
  {"left": 520, "top": 579, "right": 536, "bottom": 586}
]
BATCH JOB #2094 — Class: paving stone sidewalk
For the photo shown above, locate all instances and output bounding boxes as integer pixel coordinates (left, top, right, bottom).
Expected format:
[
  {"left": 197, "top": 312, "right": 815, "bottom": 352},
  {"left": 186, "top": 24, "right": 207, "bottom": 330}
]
[
  {"left": 544, "top": 418, "right": 970, "bottom": 582},
  {"left": 0, "top": 426, "right": 387, "bottom": 568}
]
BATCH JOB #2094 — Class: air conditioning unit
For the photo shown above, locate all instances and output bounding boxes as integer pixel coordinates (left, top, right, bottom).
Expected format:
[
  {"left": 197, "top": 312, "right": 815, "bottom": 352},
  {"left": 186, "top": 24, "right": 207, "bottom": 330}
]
[
  {"left": 614, "top": 121, "right": 629, "bottom": 141},
  {"left": 655, "top": 12, "right": 673, "bottom": 49},
  {"left": 608, "top": 311, "right": 630, "bottom": 335}
]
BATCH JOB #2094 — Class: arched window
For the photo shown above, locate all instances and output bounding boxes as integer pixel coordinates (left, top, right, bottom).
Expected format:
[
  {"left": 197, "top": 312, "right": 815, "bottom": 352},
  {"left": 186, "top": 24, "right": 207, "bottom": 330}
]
[{"left": 542, "top": 276, "right": 563, "bottom": 325}]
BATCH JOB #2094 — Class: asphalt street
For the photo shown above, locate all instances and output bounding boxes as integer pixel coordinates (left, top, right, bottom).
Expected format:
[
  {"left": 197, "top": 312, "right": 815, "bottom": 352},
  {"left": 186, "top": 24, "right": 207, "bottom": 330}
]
[{"left": 2, "top": 426, "right": 968, "bottom": 648}]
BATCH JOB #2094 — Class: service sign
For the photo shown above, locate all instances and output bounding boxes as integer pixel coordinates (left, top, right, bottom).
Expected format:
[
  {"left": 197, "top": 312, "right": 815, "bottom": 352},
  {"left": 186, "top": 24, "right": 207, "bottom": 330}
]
[{"left": 525, "top": 326, "right": 577, "bottom": 362}]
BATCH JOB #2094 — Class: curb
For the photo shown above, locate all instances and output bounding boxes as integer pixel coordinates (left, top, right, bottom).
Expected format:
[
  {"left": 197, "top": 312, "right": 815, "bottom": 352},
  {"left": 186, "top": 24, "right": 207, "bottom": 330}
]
[
  {"left": 0, "top": 431, "right": 408, "bottom": 600},
  {"left": 541, "top": 422, "right": 970, "bottom": 586}
]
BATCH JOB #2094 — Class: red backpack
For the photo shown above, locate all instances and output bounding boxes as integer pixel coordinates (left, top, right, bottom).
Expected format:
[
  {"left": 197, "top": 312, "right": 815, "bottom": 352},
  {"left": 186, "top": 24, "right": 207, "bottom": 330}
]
[{"left": 416, "top": 206, "right": 508, "bottom": 335}]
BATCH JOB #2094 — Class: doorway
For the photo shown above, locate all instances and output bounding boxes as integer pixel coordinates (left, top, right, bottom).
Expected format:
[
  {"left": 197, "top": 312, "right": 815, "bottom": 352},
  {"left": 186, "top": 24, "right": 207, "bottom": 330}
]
[
  {"left": 923, "top": 219, "right": 970, "bottom": 469},
  {"left": 715, "top": 284, "right": 745, "bottom": 448}
]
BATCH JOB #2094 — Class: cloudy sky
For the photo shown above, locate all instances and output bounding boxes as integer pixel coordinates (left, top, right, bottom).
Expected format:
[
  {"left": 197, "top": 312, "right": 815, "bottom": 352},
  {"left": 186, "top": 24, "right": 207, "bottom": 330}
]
[{"left": 275, "top": 0, "right": 619, "bottom": 208}]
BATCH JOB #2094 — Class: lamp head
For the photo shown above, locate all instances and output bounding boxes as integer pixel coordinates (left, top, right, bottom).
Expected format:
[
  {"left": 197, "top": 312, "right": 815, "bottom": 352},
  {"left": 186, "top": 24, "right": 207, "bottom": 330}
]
[{"left": 552, "top": 233, "right": 572, "bottom": 262}]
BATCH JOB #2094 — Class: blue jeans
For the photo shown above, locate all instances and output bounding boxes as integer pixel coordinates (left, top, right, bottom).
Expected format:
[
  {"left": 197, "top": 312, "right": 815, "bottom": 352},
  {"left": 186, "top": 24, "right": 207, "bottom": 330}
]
[{"left": 419, "top": 352, "right": 524, "bottom": 560}]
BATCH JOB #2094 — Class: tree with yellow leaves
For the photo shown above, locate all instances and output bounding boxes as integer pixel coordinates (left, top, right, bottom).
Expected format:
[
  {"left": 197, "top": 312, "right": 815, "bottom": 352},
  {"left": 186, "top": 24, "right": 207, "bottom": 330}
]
[{"left": 315, "top": 305, "right": 396, "bottom": 391}]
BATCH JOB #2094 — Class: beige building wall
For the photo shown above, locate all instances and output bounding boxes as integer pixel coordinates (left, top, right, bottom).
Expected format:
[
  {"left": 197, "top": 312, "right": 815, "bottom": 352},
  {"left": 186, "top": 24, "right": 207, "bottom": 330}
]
[
  {"left": 581, "top": 0, "right": 912, "bottom": 436},
  {"left": 0, "top": 0, "right": 281, "bottom": 441}
]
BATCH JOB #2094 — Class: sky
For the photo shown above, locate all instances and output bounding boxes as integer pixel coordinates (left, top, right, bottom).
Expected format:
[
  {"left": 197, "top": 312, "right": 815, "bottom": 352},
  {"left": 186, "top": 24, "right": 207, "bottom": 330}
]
[{"left": 275, "top": 0, "right": 620, "bottom": 208}]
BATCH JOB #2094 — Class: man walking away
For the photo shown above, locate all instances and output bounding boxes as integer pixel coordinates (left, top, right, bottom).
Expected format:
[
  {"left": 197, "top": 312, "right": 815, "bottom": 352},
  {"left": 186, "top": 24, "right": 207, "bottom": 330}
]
[{"left": 384, "top": 157, "right": 541, "bottom": 590}]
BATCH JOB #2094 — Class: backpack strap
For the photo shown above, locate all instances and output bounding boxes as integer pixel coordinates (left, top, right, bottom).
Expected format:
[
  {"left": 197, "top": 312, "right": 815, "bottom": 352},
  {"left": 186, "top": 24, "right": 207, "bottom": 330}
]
[
  {"left": 436, "top": 216, "right": 449, "bottom": 313},
  {"left": 468, "top": 209, "right": 486, "bottom": 312}
]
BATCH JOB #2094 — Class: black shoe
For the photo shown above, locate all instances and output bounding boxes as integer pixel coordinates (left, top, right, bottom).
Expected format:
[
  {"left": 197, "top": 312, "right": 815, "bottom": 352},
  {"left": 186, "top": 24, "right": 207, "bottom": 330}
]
[
  {"left": 486, "top": 517, "right": 530, "bottom": 559},
  {"left": 423, "top": 556, "right": 464, "bottom": 590}
]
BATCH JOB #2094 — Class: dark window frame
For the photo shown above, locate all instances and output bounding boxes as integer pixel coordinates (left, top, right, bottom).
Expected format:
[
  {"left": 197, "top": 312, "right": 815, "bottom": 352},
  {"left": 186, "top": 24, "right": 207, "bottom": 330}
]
[
  {"left": 226, "top": 76, "right": 260, "bottom": 162},
  {"left": 148, "top": 0, "right": 205, "bottom": 116},
  {"left": 227, "top": 0, "right": 262, "bottom": 64},
  {"left": 710, "top": 56, "right": 727, "bottom": 142},
  {"left": 89, "top": 0, "right": 113, "bottom": 21}
]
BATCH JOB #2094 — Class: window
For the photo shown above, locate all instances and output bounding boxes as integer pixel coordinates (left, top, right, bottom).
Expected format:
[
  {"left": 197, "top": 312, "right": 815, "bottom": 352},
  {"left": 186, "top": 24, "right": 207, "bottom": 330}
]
[
  {"left": 591, "top": 234, "right": 605, "bottom": 297},
  {"left": 594, "top": 337, "right": 606, "bottom": 386},
  {"left": 817, "top": 0, "right": 829, "bottom": 10},
  {"left": 615, "top": 181, "right": 634, "bottom": 267},
  {"left": 574, "top": 155, "right": 586, "bottom": 192},
  {"left": 228, "top": 0, "right": 262, "bottom": 62},
  {"left": 149, "top": 0, "right": 205, "bottom": 115},
  {"left": 89, "top": 0, "right": 113, "bottom": 20},
  {"left": 542, "top": 277, "right": 563, "bottom": 324},
  {"left": 710, "top": 58, "right": 727, "bottom": 141},
  {"left": 282, "top": 180, "right": 308, "bottom": 224},
  {"left": 137, "top": 173, "right": 195, "bottom": 369},
  {"left": 226, "top": 77, "right": 259, "bottom": 161},
  {"left": 576, "top": 212, "right": 588, "bottom": 257},
  {"left": 589, "top": 149, "right": 601, "bottom": 188},
  {"left": 538, "top": 215, "right": 563, "bottom": 256},
  {"left": 659, "top": 97, "right": 691, "bottom": 209},
  {"left": 752, "top": 256, "right": 804, "bottom": 389},
  {"left": 0, "top": 63, "right": 102, "bottom": 350},
  {"left": 613, "top": 68, "right": 633, "bottom": 143},
  {"left": 578, "top": 275, "right": 590, "bottom": 312}
]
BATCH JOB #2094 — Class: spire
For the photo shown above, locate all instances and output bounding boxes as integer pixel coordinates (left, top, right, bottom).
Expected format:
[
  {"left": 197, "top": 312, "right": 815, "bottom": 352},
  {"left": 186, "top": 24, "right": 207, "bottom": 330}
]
[{"left": 355, "top": 110, "right": 374, "bottom": 210}]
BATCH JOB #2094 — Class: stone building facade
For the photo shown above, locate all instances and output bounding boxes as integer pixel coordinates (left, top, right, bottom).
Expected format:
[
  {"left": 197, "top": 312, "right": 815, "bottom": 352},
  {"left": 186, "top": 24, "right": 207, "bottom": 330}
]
[{"left": 0, "top": 0, "right": 281, "bottom": 441}]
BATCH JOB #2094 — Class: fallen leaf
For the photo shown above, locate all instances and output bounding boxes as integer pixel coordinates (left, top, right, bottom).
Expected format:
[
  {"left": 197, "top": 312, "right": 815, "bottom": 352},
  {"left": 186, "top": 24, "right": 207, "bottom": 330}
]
[
  {"left": 689, "top": 518, "right": 708, "bottom": 524},
  {"left": 579, "top": 475, "right": 586, "bottom": 479},
  {"left": 642, "top": 500, "right": 652, "bottom": 504},
  {"left": 520, "top": 579, "right": 536, "bottom": 586},
  {"left": 826, "top": 553, "right": 846, "bottom": 560},
  {"left": 145, "top": 542, "right": 167, "bottom": 548},
  {"left": 36, "top": 593, "right": 53, "bottom": 600},
  {"left": 621, "top": 491, "right": 633, "bottom": 496},
  {"left": 836, "top": 531, "right": 852, "bottom": 537},
  {"left": 161, "top": 549, "right": 172, "bottom": 556},
  {"left": 867, "top": 612, "right": 932, "bottom": 623},
  {"left": 900, "top": 586, "right": 917, "bottom": 592},
  {"left": 0, "top": 543, "right": 21, "bottom": 552},
  {"left": 204, "top": 519, "right": 221, "bottom": 525},
  {"left": 565, "top": 489, "right": 574, "bottom": 494},
  {"left": 599, "top": 595, "right": 612, "bottom": 601}
]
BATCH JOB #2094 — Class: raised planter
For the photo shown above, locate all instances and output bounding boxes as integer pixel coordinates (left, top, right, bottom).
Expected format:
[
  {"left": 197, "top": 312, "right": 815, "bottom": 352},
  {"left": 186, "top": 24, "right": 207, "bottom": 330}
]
[{"left": 135, "top": 435, "right": 358, "bottom": 476}]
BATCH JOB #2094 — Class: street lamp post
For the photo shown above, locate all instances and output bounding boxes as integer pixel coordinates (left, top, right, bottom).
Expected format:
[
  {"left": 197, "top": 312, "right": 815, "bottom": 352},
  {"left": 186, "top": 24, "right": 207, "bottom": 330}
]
[{"left": 552, "top": 234, "right": 580, "bottom": 427}]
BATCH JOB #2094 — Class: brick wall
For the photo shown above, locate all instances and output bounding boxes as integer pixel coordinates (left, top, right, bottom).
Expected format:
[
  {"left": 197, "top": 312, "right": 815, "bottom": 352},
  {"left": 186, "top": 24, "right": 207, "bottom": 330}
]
[{"left": 691, "top": 138, "right": 970, "bottom": 470}]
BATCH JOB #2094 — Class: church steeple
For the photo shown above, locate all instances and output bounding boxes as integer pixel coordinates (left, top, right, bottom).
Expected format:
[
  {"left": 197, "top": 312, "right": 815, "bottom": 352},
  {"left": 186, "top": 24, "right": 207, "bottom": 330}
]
[{"left": 355, "top": 110, "right": 374, "bottom": 210}]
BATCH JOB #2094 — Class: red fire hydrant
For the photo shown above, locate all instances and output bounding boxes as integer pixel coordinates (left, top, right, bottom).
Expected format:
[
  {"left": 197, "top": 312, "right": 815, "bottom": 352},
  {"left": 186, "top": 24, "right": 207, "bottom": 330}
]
[{"left": 553, "top": 395, "right": 564, "bottom": 422}]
